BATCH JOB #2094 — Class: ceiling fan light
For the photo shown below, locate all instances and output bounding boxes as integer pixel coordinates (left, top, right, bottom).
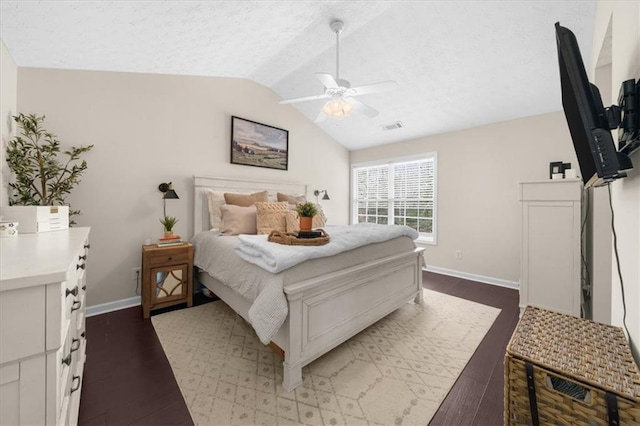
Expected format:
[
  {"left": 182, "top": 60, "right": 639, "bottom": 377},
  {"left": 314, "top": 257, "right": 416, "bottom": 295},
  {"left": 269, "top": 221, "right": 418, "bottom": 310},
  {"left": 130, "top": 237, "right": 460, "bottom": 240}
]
[{"left": 321, "top": 96, "right": 354, "bottom": 120}]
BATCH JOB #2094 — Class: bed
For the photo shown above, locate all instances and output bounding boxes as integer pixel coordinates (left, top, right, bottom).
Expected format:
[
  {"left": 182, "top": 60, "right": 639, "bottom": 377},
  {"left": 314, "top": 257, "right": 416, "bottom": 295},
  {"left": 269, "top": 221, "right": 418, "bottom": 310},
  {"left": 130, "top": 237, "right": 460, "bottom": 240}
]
[{"left": 192, "top": 175, "right": 425, "bottom": 391}]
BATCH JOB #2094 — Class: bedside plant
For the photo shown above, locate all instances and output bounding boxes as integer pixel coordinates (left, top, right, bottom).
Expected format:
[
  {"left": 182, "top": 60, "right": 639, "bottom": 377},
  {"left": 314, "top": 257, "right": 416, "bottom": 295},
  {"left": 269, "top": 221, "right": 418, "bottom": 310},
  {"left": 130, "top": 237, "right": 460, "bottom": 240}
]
[
  {"left": 6, "top": 113, "right": 93, "bottom": 225},
  {"left": 160, "top": 216, "right": 178, "bottom": 236},
  {"left": 295, "top": 202, "right": 318, "bottom": 218},
  {"left": 296, "top": 202, "right": 318, "bottom": 232}
]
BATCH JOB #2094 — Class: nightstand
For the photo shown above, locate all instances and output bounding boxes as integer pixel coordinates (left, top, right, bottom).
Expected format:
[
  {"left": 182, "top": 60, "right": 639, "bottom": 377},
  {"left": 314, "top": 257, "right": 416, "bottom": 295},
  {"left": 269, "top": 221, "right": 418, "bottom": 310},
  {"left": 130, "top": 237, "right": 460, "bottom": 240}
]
[{"left": 141, "top": 243, "right": 194, "bottom": 318}]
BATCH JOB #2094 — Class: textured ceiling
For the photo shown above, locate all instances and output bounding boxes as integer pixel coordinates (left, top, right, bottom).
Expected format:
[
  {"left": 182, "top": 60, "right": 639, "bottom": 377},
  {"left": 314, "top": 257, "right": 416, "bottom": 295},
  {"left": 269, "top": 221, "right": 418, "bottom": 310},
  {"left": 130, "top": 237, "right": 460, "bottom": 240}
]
[{"left": 0, "top": 1, "right": 596, "bottom": 150}]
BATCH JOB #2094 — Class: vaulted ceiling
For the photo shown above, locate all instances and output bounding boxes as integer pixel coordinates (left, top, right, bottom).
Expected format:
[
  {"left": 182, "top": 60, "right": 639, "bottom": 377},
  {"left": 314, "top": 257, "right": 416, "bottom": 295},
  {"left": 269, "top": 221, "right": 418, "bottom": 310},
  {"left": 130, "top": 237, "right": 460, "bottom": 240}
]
[{"left": 0, "top": 1, "right": 596, "bottom": 150}]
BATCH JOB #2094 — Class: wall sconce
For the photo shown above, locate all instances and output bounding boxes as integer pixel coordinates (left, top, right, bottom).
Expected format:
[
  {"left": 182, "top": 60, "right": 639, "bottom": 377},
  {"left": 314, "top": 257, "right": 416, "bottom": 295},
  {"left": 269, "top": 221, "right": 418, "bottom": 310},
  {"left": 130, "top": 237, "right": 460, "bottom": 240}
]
[
  {"left": 158, "top": 182, "right": 179, "bottom": 217},
  {"left": 313, "top": 189, "right": 330, "bottom": 203}
]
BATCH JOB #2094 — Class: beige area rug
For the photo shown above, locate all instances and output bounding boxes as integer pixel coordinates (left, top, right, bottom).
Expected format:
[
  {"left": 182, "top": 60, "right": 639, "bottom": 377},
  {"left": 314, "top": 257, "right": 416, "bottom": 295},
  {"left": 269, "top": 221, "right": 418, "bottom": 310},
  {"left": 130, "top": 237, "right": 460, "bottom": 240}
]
[{"left": 152, "top": 290, "right": 500, "bottom": 426}]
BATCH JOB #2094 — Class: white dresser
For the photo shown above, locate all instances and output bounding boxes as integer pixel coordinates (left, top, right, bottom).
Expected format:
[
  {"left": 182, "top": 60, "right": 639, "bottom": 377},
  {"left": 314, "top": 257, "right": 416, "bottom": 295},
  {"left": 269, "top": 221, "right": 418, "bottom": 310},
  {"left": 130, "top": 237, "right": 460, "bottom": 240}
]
[
  {"left": 0, "top": 227, "right": 90, "bottom": 425},
  {"left": 519, "top": 180, "right": 582, "bottom": 317}
]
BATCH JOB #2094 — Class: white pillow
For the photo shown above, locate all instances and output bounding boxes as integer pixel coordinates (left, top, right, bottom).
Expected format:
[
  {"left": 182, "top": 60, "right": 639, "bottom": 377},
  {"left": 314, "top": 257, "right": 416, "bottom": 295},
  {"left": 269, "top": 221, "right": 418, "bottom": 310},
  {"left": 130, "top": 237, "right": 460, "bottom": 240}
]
[{"left": 203, "top": 189, "right": 226, "bottom": 231}]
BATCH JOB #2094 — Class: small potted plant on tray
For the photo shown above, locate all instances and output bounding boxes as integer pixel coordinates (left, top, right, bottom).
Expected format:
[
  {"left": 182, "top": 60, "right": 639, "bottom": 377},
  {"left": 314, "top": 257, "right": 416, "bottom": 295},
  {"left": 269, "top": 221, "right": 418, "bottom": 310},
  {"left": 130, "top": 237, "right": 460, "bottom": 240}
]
[
  {"left": 296, "top": 202, "right": 318, "bottom": 232},
  {"left": 160, "top": 216, "right": 178, "bottom": 237}
]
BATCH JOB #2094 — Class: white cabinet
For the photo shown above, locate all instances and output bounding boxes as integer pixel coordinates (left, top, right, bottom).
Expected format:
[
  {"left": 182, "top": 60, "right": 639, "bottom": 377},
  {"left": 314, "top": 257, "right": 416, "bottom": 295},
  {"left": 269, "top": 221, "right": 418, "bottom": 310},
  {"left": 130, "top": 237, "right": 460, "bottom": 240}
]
[
  {"left": 519, "top": 180, "right": 582, "bottom": 317},
  {"left": 0, "top": 228, "right": 90, "bottom": 425}
]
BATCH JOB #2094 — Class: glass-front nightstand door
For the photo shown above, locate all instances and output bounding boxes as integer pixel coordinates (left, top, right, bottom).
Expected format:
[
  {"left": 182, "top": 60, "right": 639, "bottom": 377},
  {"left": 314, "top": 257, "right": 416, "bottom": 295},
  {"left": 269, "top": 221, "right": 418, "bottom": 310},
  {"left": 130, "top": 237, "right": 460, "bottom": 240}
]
[{"left": 150, "top": 264, "right": 188, "bottom": 304}]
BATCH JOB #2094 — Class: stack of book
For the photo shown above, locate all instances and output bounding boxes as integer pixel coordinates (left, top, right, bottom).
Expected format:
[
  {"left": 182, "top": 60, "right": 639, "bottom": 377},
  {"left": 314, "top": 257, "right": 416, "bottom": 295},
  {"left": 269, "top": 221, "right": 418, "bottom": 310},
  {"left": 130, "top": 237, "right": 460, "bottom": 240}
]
[{"left": 157, "top": 235, "right": 185, "bottom": 247}]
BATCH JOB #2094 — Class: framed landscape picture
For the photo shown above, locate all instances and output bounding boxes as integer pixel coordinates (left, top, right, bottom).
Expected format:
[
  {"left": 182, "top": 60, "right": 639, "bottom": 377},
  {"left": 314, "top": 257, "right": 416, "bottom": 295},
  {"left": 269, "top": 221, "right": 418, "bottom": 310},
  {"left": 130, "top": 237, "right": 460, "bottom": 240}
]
[{"left": 230, "top": 116, "right": 289, "bottom": 171}]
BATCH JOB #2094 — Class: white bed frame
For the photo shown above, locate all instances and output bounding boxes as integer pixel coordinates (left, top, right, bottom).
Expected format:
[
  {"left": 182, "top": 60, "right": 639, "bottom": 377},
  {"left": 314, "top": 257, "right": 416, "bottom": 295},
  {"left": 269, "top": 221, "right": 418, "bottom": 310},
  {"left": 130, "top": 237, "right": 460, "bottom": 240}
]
[{"left": 193, "top": 176, "right": 425, "bottom": 391}]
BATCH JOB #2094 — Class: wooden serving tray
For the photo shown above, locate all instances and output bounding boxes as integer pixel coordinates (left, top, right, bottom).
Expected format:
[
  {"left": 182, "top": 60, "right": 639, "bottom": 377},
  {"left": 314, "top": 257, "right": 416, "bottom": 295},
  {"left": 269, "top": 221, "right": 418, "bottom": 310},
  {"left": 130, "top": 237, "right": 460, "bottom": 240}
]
[{"left": 268, "top": 229, "right": 330, "bottom": 246}]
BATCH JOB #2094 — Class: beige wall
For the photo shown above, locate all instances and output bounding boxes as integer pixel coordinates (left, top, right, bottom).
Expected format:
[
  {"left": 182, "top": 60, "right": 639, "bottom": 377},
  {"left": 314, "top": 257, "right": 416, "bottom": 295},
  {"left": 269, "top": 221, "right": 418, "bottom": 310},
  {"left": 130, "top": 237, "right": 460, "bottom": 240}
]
[
  {"left": 16, "top": 68, "right": 350, "bottom": 307},
  {"left": 351, "top": 112, "right": 578, "bottom": 285},
  {"left": 0, "top": 40, "right": 17, "bottom": 210},
  {"left": 591, "top": 1, "right": 640, "bottom": 357}
]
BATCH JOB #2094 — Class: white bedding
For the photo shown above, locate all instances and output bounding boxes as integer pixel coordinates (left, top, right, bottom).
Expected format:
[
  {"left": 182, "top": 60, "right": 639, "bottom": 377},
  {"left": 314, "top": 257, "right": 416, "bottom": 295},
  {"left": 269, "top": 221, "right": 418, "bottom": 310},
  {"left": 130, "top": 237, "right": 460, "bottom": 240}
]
[
  {"left": 191, "top": 224, "right": 418, "bottom": 344},
  {"left": 236, "top": 223, "right": 419, "bottom": 273}
]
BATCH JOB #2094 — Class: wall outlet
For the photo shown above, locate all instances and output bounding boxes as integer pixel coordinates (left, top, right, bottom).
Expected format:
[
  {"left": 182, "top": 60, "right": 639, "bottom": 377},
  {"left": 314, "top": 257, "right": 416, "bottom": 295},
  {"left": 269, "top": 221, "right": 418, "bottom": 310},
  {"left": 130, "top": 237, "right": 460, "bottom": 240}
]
[
  {"left": 455, "top": 250, "right": 462, "bottom": 260},
  {"left": 132, "top": 267, "right": 141, "bottom": 280}
]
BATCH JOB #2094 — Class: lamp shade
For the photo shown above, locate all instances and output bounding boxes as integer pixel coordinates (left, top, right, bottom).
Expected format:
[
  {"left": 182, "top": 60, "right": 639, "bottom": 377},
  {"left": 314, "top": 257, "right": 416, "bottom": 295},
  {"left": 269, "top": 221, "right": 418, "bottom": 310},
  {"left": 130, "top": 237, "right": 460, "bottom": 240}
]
[
  {"left": 322, "top": 191, "right": 330, "bottom": 200},
  {"left": 159, "top": 182, "right": 179, "bottom": 199}
]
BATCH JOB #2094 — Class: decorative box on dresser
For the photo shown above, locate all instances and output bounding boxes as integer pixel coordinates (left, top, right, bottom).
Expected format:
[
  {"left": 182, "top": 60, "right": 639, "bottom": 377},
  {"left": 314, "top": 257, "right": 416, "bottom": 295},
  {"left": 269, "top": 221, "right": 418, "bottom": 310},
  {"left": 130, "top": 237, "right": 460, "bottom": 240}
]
[
  {"left": 519, "top": 179, "right": 582, "bottom": 316},
  {"left": 0, "top": 227, "right": 90, "bottom": 425}
]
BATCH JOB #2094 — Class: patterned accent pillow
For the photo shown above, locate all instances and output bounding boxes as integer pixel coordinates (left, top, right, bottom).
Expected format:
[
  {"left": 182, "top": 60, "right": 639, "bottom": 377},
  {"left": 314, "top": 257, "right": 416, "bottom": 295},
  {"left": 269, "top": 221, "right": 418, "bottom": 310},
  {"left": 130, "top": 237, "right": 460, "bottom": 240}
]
[
  {"left": 255, "top": 201, "right": 289, "bottom": 235},
  {"left": 224, "top": 190, "right": 269, "bottom": 207},
  {"left": 219, "top": 205, "right": 257, "bottom": 235},
  {"left": 277, "top": 192, "right": 307, "bottom": 205}
]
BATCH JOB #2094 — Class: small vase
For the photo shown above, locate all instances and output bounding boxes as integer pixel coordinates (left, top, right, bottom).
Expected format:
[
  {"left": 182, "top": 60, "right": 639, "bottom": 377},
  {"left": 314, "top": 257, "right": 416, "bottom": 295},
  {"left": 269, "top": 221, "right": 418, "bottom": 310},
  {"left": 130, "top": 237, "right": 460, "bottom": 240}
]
[
  {"left": 299, "top": 216, "right": 312, "bottom": 232},
  {"left": 164, "top": 230, "right": 174, "bottom": 238}
]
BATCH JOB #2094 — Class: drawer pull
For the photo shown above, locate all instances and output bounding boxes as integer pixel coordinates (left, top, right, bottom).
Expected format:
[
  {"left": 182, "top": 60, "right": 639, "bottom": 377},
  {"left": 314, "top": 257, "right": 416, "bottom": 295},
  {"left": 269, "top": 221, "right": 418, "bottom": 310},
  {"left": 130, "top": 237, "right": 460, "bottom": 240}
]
[
  {"left": 62, "top": 353, "right": 72, "bottom": 366},
  {"left": 70, "top": 376, "right": 81, "bottom": 393},
  {"left": 66, "top": 286, "right": 79, "bottom": 297},
  {"left": 79, "top": 255, "right": 87, "bottom": 261},
  {"left": 84, "top": 244, "right": 91, "bottom": 249},
  {"left": 81, "top": 331, "right": 86, "bottom": 338},
  {"left": 71, "top": 300, "right": 82, "bottom": 312},
  {"left": 70, "top": 338, "right": 81, "bottom": 353},
  {"left": 76, "top": 263, "right": 86, "bottom": 270},
  {"left": 168, "top": 257, "right": 173, "bottom": 260},
  {"left": 82, "top": 285, "right": 86, "bottom": 291}
]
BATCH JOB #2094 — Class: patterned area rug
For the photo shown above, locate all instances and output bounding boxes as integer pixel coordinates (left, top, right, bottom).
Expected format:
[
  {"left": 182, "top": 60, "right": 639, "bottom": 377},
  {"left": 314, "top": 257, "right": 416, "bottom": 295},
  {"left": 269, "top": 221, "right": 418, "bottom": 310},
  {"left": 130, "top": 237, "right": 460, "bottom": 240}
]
[{"left": 152, "top": 289, "right": 500, "bottom": 425}]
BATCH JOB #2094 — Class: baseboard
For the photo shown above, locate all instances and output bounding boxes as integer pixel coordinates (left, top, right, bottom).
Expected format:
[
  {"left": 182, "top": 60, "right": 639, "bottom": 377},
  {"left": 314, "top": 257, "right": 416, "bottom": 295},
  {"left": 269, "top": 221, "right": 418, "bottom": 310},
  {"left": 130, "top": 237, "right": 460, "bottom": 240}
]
[
  {"left": 424, "top": 265, "right": 519, "bottom": 290},
  {"left": 86, "top": 296, "right": 141, "bottom": 317}
]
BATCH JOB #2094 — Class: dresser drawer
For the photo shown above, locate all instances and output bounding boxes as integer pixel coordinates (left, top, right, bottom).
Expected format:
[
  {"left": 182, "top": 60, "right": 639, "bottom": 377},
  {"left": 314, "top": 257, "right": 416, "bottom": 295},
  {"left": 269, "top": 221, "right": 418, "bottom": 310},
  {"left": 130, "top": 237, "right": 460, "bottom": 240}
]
[
  {"left": 147, "top": 250, "right": 189, "bottom": 266},
  {"left": 0, "top": 286, "right": 46, "bottom": 364}
]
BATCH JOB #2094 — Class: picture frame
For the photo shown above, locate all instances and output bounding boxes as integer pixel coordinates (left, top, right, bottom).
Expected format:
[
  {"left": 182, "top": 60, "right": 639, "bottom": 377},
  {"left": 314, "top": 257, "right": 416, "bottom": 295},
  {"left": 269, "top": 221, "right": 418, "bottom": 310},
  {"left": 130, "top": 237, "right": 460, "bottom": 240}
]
[{"left": 230, "top": 116, "right": 289, "bottom": 171}]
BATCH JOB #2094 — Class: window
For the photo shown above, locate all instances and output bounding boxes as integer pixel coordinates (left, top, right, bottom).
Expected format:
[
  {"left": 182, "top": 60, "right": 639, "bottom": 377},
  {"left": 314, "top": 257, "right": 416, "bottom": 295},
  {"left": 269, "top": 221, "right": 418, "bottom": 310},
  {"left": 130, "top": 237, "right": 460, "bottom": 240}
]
[{"left": 352, "top": 153, "right": 437, "bottom": 244}]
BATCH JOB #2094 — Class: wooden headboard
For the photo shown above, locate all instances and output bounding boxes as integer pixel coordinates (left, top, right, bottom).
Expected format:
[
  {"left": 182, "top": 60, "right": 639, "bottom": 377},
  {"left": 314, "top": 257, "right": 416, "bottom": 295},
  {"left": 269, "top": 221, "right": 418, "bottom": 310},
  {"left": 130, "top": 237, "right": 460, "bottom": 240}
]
[{"left": 193, "top": 176, "right": 307, "bottom": 234}]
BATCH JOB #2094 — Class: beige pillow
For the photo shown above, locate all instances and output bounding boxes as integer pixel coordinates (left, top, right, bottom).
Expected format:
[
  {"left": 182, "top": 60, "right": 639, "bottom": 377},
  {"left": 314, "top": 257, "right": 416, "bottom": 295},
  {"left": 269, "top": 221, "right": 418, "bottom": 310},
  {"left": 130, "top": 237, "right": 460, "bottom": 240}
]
[
  {"left": 255, "top": 201, "right": 289, "bottom": 235},
  {"left": 224, "top": 190, "right": 269, "bottom": 207},
  {"left": 284, "top": 209, "right": 327, "bottom": 232},
  {"left": 277, "top": 192, "right": 307, "bottom": 205},
  {"left": 203, "top": 189, "right": 226, "bottom": 230},
  {"left": 219, "top": 205, "right": 257, "bottom": 235}
]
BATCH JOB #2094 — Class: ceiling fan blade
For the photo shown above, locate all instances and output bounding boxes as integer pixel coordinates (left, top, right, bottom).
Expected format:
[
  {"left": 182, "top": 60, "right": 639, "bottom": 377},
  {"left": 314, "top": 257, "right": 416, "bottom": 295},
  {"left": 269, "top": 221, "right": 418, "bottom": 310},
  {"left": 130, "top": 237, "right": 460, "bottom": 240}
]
[
  {"left": 315, "top": 73, "right": 339, "bottom": 89},
  {"left": 347, "top": 80, "right": 398, "bottom": 97},
  {"left": 279, "top": 93, "right": 329, "bottom": 104},
  {"left": 346, "top": 97, "right": 379, "bottom": 118}
]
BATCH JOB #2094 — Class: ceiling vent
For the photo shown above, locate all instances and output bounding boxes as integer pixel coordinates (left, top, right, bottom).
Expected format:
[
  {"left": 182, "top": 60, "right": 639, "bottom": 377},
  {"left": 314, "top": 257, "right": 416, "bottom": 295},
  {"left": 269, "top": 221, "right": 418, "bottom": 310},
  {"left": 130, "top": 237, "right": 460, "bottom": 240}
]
[{"left": 381, "top": 121, "right": 404, "bottom": 131}]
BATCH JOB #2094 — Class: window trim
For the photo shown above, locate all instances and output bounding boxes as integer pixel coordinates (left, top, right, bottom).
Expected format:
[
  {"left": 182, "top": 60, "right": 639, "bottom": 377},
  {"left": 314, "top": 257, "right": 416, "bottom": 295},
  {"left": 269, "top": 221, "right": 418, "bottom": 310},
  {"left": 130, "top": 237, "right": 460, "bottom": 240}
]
[{"left": 351, "top": 152, "right": 438, "bottom": 245}]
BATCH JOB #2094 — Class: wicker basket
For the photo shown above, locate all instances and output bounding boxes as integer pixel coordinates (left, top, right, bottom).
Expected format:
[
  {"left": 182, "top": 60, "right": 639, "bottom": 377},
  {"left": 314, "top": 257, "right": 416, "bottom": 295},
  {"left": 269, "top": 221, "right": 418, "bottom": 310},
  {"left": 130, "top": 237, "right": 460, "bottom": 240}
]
[
  {"left": 504, "top": 306, "right": 640, "bottom": 425},
  {"left": 267, "top": 229, "right": 330, "bottom": 246}
]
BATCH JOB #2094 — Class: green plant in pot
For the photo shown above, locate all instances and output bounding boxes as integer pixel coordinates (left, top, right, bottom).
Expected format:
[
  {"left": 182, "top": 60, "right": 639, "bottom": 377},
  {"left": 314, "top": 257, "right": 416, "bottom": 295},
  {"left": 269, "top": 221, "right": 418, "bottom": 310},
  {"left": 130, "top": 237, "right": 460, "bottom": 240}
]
[
  {"left": 296, "top": 202, "right": 318, "bottom": 232},
  {"left": 5, "top": 113, "right": 93, "bottom": 225},
  {"left": 160, "top": 216, "right": 178, "bottom": 237}
]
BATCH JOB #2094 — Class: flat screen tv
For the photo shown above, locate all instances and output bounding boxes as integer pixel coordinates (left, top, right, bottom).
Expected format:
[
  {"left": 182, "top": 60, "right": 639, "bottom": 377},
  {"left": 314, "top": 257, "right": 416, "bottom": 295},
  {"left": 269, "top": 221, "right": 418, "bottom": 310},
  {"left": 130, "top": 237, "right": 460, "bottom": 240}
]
[{"left": 555, "top": 22, "right": 632, "bottom": 188}]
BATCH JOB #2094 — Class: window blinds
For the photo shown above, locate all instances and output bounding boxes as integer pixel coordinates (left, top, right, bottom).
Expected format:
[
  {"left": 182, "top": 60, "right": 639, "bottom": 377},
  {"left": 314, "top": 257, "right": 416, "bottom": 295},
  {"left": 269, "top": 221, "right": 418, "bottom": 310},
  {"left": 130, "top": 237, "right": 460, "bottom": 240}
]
[{"left": 354, "top": 156, "right": 436, "bottom": 238}]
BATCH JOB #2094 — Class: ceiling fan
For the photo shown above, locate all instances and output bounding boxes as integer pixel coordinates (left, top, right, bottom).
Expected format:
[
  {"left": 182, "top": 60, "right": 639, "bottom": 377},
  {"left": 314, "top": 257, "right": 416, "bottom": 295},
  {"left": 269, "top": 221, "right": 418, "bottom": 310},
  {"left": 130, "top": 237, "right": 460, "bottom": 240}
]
[{"left": 279, "top": 19, "right": 398, "bottom": 122}]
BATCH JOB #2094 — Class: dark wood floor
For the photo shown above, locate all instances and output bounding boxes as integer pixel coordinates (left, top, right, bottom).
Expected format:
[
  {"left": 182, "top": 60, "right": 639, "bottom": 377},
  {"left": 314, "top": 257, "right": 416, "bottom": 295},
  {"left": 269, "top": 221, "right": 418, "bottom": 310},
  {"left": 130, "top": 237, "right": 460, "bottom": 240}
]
[{"left": 78, "top": 271, "right": 519, "bottom": 425}]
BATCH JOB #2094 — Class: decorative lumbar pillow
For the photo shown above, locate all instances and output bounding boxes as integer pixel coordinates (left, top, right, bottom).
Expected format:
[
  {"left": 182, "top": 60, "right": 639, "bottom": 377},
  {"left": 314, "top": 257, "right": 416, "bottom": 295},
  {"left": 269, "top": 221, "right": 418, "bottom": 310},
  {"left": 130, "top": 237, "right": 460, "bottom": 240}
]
[
  {"left": 255, "top": 201, "right": 289, "bottom": 235},
  {"left": 224, "top": 190, "right": 269, "bottom": 207},
  {"left": 284, "top": 207, "right": 327, "bottom": 233},
  {"left": 203, "top": 189, "right": 226, "bottom": 230},
  {"left": 219, "top": 205, "right": 257, "bottom": 235},
  {"left": 277, "top": 192, "right": 307, "bottom": 205}
]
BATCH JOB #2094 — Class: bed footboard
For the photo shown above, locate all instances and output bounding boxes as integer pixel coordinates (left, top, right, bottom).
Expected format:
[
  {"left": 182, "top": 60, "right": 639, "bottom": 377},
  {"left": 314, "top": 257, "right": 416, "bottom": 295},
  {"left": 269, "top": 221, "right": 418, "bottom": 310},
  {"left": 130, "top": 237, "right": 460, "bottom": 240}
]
[{"left": 281, "top": 247, "right": 424, "bottom": 391}]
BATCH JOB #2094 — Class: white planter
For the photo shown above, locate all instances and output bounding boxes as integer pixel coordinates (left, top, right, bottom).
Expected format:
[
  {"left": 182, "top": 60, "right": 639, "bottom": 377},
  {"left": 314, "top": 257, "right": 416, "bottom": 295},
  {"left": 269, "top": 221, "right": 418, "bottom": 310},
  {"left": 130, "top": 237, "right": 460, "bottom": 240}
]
[{"left": 2, "top": 206, "right": 69, "bottom": 233}]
